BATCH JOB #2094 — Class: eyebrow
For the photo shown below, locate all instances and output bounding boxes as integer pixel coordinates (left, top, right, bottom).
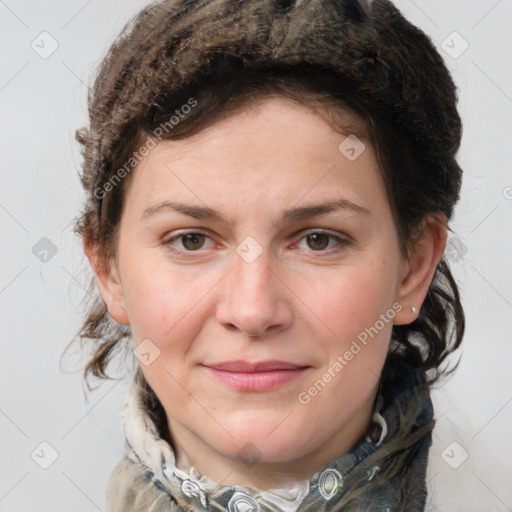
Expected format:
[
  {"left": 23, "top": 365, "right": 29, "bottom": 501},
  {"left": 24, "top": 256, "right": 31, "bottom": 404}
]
[{"left": 141, "top": 199, "right": 372, "bottom": 224}]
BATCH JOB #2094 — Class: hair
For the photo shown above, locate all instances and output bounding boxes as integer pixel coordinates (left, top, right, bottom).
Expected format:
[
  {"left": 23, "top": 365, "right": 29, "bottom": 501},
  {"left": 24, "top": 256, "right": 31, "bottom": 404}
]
[{"left": 63, "top": 0, "right": 464, "bottom": 400}]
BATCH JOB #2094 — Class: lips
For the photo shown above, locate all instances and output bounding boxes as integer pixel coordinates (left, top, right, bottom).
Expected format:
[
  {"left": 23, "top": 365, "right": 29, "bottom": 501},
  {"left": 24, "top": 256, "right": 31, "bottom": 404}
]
[
  {"left": 206, "top": 360, "right": 305, "bottom": 372},
  {"left": 203, "top": 360, "right": 309, "bottom": 392}
]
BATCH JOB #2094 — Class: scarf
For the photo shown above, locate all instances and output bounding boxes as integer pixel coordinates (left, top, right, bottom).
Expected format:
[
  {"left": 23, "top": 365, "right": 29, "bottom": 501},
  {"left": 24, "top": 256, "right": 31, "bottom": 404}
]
[{"left": 105, "top": 355, "right": 435, "bottom": 512}]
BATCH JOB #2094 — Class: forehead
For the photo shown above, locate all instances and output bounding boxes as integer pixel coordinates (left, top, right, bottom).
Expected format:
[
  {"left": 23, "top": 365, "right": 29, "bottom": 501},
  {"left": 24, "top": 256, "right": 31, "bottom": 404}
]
[{"left": 122, "top": 96, "right": 385, "bottom": 218}]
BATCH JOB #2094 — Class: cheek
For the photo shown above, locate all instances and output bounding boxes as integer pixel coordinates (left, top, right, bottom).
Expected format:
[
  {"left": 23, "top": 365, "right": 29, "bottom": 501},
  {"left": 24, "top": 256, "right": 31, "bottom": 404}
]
[
  {"left": 298, "top": 264, "right": 397, "bottom": 342},
  {"left": 122, "top": 260, "right": 204, "bottom": 343}
]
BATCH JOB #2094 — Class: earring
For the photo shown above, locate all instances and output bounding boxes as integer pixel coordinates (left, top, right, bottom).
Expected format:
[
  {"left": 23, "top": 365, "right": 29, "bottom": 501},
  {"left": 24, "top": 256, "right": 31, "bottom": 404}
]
[{"left": 411, "top": 306, "right": 417, "bottom": 314}]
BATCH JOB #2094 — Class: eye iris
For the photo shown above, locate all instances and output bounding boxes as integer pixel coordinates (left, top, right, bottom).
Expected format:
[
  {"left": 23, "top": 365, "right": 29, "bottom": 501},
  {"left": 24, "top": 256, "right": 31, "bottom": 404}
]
[
  {"left": 182, "top": 233, "right": 205, "bottom": 250},
  {"left": 307, "top": 233, "right": 330, "bottom": 250}
]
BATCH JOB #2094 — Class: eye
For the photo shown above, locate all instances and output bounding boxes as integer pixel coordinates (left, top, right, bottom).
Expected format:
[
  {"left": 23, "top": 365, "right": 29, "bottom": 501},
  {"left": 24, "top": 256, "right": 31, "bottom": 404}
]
[
  {"left": 296, "top": 230, "right": 350, "bottom": 253},
  {"left": 162, "top": 229, "right": 351, "bottom": 256},
  {"left": 162, "top": 231, "right": 214, "bottom": 253}
]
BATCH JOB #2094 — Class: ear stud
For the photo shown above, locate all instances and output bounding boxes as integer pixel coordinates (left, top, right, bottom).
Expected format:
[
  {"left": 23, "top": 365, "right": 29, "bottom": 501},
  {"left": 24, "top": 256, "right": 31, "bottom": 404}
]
[{"left": 411, "top": 306, "right": 417, "bottom": 314}]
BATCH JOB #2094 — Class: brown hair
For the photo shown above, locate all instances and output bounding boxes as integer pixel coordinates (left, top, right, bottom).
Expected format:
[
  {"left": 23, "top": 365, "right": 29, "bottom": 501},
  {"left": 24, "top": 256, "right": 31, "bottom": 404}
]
[{"left": 63, "top": 0, "right": 464, "bottom": 391}]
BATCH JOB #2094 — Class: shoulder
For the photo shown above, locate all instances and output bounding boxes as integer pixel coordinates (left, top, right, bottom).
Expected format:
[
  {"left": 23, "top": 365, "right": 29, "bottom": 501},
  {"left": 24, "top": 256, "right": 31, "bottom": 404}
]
[
  {"left": 426, "top": 388, "right": 510, "bottom": 512},
  {"left": 105, "top": 456, "right": 178, "bottom": 512}
]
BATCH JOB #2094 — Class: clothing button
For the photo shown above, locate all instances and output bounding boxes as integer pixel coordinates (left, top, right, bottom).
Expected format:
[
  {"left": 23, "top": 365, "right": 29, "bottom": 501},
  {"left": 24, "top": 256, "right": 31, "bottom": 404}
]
[
  {"left": 228, "top": 491, "right": 261, "bottom": 511},
  {"left": 318, "top": 468, "right": 343, "bottom": 500},
  {"left": 181, "top": 479, "right": 208, "bottom": 508},
  {"left": 366, "top": 465, "right": 380, "bottom": 481}
]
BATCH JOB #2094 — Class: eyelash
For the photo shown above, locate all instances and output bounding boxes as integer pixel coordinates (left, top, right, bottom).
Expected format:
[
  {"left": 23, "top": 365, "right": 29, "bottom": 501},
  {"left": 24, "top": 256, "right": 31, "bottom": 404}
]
[{"left": 161, "top": 229, "right": 351, "bottom": 256}]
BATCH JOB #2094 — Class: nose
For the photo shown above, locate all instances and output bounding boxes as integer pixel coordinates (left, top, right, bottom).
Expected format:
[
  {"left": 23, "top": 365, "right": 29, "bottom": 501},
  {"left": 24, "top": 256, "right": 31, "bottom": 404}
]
[{"left": 215, "top": 248, "right": 293, "bottom": 337}]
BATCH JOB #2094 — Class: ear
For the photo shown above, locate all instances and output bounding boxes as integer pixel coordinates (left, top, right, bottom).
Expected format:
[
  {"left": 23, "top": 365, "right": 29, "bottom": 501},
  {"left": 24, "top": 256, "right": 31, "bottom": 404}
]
[
  {"left": 393, "top": 214, "right": 448, "bottom": 325},
  {"left": 83, "top": 236, "right": 130, "bottom": 325}
]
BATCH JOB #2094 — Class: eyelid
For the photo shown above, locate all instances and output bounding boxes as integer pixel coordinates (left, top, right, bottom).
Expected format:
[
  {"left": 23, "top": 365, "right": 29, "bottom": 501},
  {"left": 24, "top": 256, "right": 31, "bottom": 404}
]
[
  {"left": 162, "top": 229, "right": 216, "bottom": 252},
  {"left": 296, "top": 228, "right": 352, "bottom": 242},
  {"left": 292, "top": 229, "right": 352, "bottom": 252}
]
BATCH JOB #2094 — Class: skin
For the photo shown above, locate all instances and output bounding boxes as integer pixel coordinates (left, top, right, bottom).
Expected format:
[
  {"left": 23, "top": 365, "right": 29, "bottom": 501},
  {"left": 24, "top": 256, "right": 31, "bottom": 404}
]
[{"left": 85, "top": 95, "right": 447, "bottom": 491}]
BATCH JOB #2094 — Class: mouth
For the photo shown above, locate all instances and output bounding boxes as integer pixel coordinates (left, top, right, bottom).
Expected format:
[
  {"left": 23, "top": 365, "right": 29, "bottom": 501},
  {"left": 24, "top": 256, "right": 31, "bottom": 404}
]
[{"left": 203, "top": 360, "right": 310, "bottom": 392}]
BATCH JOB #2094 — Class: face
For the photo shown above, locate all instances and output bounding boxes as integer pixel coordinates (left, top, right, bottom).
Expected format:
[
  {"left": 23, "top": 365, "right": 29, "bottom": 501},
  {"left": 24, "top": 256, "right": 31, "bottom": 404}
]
[{"left": 91, "top": 95, "right": 442, "bottom": 486}]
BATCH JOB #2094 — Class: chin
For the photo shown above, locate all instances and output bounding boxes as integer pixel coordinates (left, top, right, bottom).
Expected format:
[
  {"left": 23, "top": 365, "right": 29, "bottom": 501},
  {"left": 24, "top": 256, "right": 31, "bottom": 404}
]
[{"left": 207, "top": 423, "right": 317, "bottom": 466}]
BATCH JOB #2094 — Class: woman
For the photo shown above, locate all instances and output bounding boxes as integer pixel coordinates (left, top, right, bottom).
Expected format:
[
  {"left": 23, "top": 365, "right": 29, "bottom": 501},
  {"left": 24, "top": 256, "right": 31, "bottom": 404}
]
[{"left": 69, "top": 0, "right": 466, "bottom": 509}]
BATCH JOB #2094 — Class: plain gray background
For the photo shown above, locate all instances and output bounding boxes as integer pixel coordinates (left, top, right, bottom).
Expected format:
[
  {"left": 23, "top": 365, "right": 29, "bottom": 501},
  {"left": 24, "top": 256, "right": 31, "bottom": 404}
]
[{"left": 1, "top": 0, "right": 511, "bottom": 510}]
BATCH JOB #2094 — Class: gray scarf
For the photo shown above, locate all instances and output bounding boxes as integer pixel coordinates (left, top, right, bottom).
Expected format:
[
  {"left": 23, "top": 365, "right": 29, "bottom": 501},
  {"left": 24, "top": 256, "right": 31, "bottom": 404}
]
[{"left": 105, "top": 355, "right": 434, "bottom": 512}]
